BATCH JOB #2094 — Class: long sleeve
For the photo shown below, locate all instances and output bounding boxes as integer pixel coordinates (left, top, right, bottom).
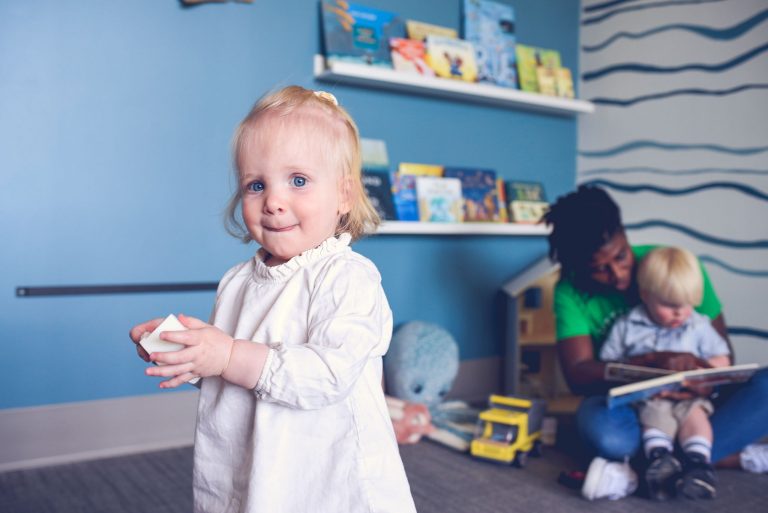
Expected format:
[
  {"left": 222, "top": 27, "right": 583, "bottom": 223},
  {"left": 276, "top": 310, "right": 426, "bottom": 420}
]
[{"left": 255, "top": 258, "right": 392, "bottom": 410}]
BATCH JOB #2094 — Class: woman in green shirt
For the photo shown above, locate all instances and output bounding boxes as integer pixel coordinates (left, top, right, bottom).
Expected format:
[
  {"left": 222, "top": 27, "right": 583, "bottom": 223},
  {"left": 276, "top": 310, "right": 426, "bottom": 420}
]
[{"left": 543, "top": 185, "right": 768, "bottom": 497}]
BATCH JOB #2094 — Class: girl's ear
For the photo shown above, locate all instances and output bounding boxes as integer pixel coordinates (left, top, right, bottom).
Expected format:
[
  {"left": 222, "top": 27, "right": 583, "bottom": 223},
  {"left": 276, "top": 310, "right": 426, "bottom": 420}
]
[{"left": 338, "top": 176, "right": 353, "bottom": 215}]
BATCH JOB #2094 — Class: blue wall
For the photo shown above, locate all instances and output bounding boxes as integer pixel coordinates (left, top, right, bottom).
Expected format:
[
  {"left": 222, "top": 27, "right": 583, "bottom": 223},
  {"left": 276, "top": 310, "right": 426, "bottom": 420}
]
[{"left": 0, "top": 0, "right": 579, "bottom": 409}]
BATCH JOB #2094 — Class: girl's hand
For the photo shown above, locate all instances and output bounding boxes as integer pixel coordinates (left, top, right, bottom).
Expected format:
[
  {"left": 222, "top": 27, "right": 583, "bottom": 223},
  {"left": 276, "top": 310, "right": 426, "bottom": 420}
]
[
  {"left": 146, "top": 314, "right": 234, "bottom": 389},
  {"left": 129, "top": 317, "right": 165, "bottom": 362}
]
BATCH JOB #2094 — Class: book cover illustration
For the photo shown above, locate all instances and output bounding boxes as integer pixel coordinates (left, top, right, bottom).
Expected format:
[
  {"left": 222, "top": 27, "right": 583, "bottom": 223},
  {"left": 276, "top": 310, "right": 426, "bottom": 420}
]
[
  {"left": 399, "top": 162, "right": 444, "bottom": 177},
  {"left": 389, "top": 38, "right": 435, "bottom": 76},
  {"left": 416, "top": 176, "right": 464, "bottom": 222},
  {"left": 515, "top": 45, "right": 561, "bottom": 93},
  {"left": 607, "top": 363, "right": 760, "bottom": 409},
  {"left": 391, "top": 173, "right": 419, "bottom": 221},
  {"left": 361, "top": 137, "right": 389, "bottom": 171},
  {"left": 495, "top": 178, "right": 509, "bottom": 222},
  {"left": 509, "top": 201, "right": 548, "bottom": 224},
  {"left": 443, "top": 167, "right": 499, "bottom": 222},
  {"left": 425, "top": 35, "right": 478, "bottom": 82},
  {"left": 462, "top": 0, "right": 517, "bottom": 88},
  {"left": 406, "top": 19, "right": 458, "bottom": 41},
  {"left": 515, "top": 44, "right": 539, "bottom": 92},
  {"left": 321, "top": 1, "right": 406, "bottom": 67},
  {"left": 536, "top": 66, "right": 557, "bottom": 96},
  {"left": 555, "top": 67, "right": 574, "bottom": 98},
  {"left": 360, "top": 138, "right": 397, "bottom": 220},
  {"left": 362, "top": 170, "right": 397, "bottom": 220},
  {"left": 507, "top": 181, "right": 546, "bottom": 202}
]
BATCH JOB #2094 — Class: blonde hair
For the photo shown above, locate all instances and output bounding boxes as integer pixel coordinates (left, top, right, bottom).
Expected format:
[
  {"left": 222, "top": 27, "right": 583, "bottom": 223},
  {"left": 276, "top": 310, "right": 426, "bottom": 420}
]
[
  {"left": 224, "top": 85, "right": 380, "bottom": 242},
  {"left": 637, "top": 247, "right": 703, "bottom": 306}
]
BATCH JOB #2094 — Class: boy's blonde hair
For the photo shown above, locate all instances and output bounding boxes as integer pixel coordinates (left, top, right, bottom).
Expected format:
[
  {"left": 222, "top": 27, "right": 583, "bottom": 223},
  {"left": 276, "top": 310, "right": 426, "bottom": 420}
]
[
  {"left": 224, "top": 85, "right": 380, "bottom": 242},
  {"left": 637, "top": 246, "right": 703, "bottom": 306}
]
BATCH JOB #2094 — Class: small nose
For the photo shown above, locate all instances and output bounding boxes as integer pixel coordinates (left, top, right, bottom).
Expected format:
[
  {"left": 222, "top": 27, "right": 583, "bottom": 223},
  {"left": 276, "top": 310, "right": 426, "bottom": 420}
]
[{"left": 263, "top": 189, "right": 285, "bottom": 213}]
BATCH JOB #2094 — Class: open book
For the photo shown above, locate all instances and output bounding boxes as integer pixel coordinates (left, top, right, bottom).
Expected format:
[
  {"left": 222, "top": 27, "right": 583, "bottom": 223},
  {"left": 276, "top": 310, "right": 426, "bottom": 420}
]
[{"left": 606, "top": 363, "right": 760, "bottom": 409}]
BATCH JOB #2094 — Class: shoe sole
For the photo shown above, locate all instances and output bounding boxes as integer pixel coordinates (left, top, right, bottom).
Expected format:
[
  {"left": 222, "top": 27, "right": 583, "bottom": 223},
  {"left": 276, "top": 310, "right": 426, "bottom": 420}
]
[
  {"left": 582, "top": 457, "right": 608, "bottom": 500},
  {"left": 645, "top": 456, "right": 682, "bottom": 501},
  {"left": 677, "top": 475, "right": 716, "bottom": 500}
]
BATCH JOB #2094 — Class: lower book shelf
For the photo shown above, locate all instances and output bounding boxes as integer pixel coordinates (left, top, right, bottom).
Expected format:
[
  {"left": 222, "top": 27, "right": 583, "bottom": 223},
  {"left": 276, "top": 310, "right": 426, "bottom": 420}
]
[{"left": 375, "top": 221, "right": 549, "bottom": 236}]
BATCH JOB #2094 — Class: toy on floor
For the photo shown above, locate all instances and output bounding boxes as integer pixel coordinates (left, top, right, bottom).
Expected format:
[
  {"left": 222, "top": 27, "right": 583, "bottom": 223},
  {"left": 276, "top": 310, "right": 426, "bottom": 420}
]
[
  {"left": 384, "top": 321, "right": 480, "bottom": 450},
  {"left": 470, "top": 394, "right": 545, "bottom": 467},
  {"left": 386, "top": 395, "right": 434, "bottom": 444}
]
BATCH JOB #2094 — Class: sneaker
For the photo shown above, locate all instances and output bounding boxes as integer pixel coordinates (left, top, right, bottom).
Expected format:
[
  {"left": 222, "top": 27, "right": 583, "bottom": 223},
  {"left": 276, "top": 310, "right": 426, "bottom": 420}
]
[
  {"left": 741, "top": 444, "right": 768, "bottom": 474},
  {"left": 644, "top": 447, "right": 682, "bottom": 501},
  {"left": 676, "top": 452, "right": 717, "bottom": 500},
  {"left": 582, "top": 457, "right": 639, "bottom": 501}
]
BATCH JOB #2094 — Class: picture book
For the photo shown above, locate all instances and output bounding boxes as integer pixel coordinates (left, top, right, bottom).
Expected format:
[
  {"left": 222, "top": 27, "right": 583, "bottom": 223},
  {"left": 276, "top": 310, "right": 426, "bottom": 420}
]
[
  {"left": 425, "top": 35, "right": 478, "bottom": 82},
  {"left": 605, "top": 362, "right": 675, "bottom": 383},
  {"left": 416, "top": 176, "right": 464, "bottom": 223},
  {"left": 509, "top": 200, "right": 548, "bottom": 224},
  {"left": 555, "top": 67, "right": 574, "bottom": 98},
  {"left": 398, "top": 162, "right": 444, "bottom": 177},
  {"left": 495, "top": 178, "right": 509, "bottom": 222},
  {"left": 390, "top": 38, "right": 435, "bottom": 76},
  {"left": 443, "top": 167, "right": 499, "bottom": 222},
  {"left": 405, "top": 19, "right": 458, "bottom": 41},
  {"left": 506, "top": 181, "right": 546, "bottom": 202},
  {"left": 515, "top": 44, "right": 539, "bottom": 92},
  {"left": 462, "top": 0, "right": 517, "bottom": 88},
  {"left": 391, "top": 173, "right": 419, "bottom": 221},
  {"left": 607, "top": 363, "right": 760, "bottom": 409},
  {"left": 426, "top": 401, "right": 482, "bottom": 452},
  {"left": 362, "top": 170, "right": 397, "bottom": 220},
  {"left": 361, "top": 137, "right": 389, "bottom": 170},
  {"left": 536, "top": 66, "right": 557, "bottom": 96},
  {"left": 515, "top": 45, "right": 562, "bottom": 93},
  {"left": 321, "top": 1, "right": 406, "bottom": 67}
]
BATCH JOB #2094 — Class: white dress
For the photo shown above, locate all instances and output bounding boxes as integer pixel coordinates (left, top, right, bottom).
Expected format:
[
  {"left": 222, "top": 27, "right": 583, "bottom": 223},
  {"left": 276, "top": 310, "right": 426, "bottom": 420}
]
[{"left": 193, "top": 234, "right": 416, "bottom": 513}]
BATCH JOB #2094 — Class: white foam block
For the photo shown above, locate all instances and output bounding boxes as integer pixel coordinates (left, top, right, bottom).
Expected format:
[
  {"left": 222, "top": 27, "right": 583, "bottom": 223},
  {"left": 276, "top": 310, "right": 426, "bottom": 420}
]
[
  {"left": 140, "top": 314, "right": 186, "bottom": 355},
  {"left": 140, "top": 314, "right": 199, "bottom": 385}
]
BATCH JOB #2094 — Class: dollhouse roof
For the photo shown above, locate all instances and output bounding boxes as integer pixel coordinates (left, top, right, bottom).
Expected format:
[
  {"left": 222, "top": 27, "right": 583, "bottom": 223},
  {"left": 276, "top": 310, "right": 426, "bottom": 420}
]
[{"left": 501, "top": 256, "right": 560, "bottom": 298}]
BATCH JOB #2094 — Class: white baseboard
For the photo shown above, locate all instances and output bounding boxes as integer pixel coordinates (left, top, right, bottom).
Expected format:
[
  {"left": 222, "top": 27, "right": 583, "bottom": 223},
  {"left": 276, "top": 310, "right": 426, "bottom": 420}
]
[
  {"left": 0, "top": 390, "right": 199, "bottom": 472},
  {"left": 0, "top": 358, "right": 501, "bottom": 473}
]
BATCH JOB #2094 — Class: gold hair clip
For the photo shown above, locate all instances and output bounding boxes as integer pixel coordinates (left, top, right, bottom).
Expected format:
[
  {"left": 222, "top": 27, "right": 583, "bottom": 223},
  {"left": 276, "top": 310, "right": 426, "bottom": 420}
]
[{"left": 314, "top": 90, "right": 339, "bottom": 106}]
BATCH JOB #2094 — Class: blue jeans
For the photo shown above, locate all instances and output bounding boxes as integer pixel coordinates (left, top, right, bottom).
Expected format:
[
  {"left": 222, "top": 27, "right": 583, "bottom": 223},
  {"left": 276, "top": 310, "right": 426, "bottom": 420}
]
[{"left": 576, "top": 367, "right": 768, "bottom": 462}]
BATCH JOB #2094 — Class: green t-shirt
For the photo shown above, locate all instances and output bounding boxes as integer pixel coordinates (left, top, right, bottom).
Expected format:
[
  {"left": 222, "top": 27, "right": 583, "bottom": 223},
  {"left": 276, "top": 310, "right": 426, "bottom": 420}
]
[{"left": 554, "top": 244, "right": 722, "bottom": 356}]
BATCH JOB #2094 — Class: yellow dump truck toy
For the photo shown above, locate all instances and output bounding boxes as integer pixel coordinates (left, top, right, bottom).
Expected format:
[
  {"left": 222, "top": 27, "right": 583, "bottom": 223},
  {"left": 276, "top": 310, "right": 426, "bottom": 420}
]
[{"left": 470, "top": 394, "right": 545, "bottom": 467}]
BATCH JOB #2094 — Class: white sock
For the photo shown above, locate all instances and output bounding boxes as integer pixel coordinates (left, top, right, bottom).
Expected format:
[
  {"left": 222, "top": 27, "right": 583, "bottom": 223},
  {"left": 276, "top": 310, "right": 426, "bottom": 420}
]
[
  {"left": 740, "top": 443, "right": 768, "bottom": 473},
  {"left": 643, "top": 428, "right": 673, "bottom": 458},
  {"left": 682, "top": 435, "right": 712, "bottom": 462}
]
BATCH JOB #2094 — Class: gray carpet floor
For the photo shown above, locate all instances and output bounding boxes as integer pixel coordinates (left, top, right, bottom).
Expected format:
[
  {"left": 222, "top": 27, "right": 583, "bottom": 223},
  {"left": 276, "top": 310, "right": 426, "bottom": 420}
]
[{"left": 1, "top": 441, "right": 766, "bottom": 512}]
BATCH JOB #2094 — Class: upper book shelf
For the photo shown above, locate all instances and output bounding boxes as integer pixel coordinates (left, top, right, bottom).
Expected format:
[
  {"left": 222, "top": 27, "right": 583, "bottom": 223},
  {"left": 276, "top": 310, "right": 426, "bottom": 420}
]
[
  {"left": 375, "top": 221, "right": 549, "bottom": 236},
  {"left": 313, "top": 55, "right": 595, "bottom": 116}
]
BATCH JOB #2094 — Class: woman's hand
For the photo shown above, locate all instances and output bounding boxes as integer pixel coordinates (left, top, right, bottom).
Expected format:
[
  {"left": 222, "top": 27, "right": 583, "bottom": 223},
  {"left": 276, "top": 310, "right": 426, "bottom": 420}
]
[
  {"left": 129, "top": 317, "right": 165, "bottom": 362},
  {"left": 145, "top": 314, "right": 234, "bottom": 389}
]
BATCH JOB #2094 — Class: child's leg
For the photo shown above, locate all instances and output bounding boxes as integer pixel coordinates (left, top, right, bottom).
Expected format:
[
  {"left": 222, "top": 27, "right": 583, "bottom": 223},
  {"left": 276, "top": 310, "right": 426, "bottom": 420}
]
[
  {"left": 674, "top": 399, "right": 717, "bottom": 500},
  {"left": 678, "top": 404, "right": 713, "bottom": 462},
  {"left": 638, "top": 399, "right": 681, "bottom": 501},
  {"left": 638, "top": 399, "right": 675, "bottom": 457}
]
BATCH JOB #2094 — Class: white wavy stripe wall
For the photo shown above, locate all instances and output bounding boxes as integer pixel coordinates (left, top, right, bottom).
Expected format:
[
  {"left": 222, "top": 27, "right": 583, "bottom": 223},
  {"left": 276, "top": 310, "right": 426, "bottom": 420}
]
[{"left": 578, "top": 0, "right": 768, "bottom": 364}]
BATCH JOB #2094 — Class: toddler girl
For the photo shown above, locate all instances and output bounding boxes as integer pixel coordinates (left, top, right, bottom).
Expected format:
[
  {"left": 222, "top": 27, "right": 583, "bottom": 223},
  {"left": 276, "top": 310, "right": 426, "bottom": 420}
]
[{"left": 129, "top": 86, "right": 416, "bottom": 513}]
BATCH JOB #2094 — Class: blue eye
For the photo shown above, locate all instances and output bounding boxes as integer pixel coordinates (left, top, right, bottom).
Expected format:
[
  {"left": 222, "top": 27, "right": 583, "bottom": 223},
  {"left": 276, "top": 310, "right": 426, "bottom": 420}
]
[
  {"left": 246, "top": 181, "right": 264, "bottom": 193},
  {"left": 291, "top": 176, "right": 307, "bottom": 187}
]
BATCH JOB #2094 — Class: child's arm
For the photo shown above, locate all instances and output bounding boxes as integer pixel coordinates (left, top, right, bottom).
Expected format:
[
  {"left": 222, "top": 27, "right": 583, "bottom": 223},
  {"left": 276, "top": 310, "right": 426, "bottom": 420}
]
[
  {"left": 707, "top": 354, "right": 730, "bottom": 368},
  {"left": 253, "top": 259, "right": 391, "bottom": 410}
]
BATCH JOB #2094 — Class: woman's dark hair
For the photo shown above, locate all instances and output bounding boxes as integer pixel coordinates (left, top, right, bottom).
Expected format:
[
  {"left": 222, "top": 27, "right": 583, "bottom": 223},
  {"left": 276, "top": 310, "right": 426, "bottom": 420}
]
[{"left": 543, "top": 185, "right": 624, "bottom": 278}]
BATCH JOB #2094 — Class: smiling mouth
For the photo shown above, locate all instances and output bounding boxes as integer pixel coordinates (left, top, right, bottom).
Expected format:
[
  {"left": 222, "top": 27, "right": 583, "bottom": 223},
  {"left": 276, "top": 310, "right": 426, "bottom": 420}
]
[{"left": 264, "top": 225, "right": 296, "bottom": 232}]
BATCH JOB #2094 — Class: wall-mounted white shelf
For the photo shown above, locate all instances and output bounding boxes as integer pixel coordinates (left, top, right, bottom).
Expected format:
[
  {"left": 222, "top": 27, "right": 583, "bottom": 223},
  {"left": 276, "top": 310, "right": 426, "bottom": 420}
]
[
  {"left": 313, "top": 55, "right": 595, "bottom": 116},
  {"left": 374, "top": 221, "right": 549, "bottom": 236}
]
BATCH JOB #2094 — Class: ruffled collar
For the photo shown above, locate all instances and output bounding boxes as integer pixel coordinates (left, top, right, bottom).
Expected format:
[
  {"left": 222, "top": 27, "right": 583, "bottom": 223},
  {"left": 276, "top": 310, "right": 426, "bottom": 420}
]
[{"left": 251, "top": 233, "right": 352, "bottom": 282}]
